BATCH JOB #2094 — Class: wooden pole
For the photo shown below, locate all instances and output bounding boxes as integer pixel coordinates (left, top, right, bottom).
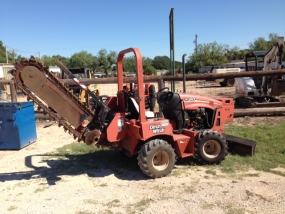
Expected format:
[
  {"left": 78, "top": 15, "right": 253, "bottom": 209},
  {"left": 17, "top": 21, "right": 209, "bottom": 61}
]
[{"left": 9, "top": 82, "right": 17, "bottom": 102}]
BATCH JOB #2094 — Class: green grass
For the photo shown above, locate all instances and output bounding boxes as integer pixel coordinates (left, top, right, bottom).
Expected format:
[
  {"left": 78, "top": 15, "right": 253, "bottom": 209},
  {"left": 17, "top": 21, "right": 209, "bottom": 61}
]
[
  {"left": 205, "top": 169, "right": 217, "bottom": 175},
  {"left": 44, "top": 121, "right": 285, "bottom": 179},
  {"left": 133, "top": 198, "right": 153, "bottom": 211},
  {"left": 223, "top": 122, "right": 285, "bottom": 175},
  {"left": 49, "top": 143, "right": 101, "bottom": 156},
  {"left": 124, "top": 198, "right": 153, "bottom": 213}
]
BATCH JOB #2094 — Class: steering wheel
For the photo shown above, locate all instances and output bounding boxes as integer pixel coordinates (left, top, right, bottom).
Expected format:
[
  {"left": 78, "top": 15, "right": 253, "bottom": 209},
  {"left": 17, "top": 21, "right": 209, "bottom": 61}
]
[
  {"left": 99, "top": 95, "right": 109, "bottom": 102},
  {"left": 155, "top": 87, "right": 170, "bottom": 95}
]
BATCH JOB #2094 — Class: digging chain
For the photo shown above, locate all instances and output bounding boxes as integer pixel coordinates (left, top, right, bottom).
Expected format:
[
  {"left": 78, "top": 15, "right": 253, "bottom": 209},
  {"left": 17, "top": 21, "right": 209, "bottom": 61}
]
[{"left": 11, "top": 56, "right": 94, "bottom": 141}]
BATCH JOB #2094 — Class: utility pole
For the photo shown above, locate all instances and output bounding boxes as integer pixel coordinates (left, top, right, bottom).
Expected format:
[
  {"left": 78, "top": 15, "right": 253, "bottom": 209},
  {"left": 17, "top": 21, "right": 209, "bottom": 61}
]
[
  {"left": 39, "top": 52, "right": 41, "bottom": 60},
  {"left": 193, "top": 34, "right": 198, "bottom": 53},
  {"left": 5, "top": 46, "right": 8, "bottom": 63},
  {"left": 169, "top": 8, "right": 175, "bottom": 92},
  {"left": 12, "top": 49, "right": 16, "bottom": 62}
]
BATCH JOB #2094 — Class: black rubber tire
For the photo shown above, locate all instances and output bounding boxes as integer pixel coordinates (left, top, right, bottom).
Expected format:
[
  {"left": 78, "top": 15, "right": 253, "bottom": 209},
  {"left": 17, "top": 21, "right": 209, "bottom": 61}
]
[
  {"left": 194, "top": 130, "right": 228, "bottom": 164},
  {"left": 219, "top": 82, "right": 226, "bottom": 87},
  {"left": 138, "top": 139, "right": 176, "bottom": 178},
  {"left": 225, "top": 78, "right": 235, "bottom": 87},
  {"left": 148, "top": 84, "right": 156, "bottom": 111}
]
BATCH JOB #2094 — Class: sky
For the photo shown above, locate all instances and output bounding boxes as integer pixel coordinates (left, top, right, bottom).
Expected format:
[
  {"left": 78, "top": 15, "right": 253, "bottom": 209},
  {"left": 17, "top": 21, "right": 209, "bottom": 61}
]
[{"left": 1, "top": 0, "right": 284, "bottom": 62}]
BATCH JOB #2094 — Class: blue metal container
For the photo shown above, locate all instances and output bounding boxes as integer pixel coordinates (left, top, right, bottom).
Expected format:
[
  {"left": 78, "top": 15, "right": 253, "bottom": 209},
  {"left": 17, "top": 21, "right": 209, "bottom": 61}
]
[{"left": 0, "top": 102, "right": 37, "bottom": 150}]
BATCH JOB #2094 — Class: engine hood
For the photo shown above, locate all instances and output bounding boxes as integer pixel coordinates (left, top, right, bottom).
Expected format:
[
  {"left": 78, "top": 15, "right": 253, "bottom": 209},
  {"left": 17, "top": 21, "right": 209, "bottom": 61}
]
[{"left": 179, "top": 93, "right": 222, "bottom": 110}]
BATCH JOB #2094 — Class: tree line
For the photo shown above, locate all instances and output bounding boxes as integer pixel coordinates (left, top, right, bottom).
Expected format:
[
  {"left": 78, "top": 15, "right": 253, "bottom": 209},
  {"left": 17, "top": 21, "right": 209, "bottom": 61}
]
[
  {"left": 0, "top": 33, "right": 283, "bottom": 75},
  {"left": 186, "top": 33, "right": 284, "bottom": 72}
]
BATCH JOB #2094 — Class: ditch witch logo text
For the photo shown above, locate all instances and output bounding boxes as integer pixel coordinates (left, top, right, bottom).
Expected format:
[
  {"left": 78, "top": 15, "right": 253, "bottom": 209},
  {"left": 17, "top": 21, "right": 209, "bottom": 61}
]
[{"left": 149, "top": 125, "right": 165, "bottom": 134}]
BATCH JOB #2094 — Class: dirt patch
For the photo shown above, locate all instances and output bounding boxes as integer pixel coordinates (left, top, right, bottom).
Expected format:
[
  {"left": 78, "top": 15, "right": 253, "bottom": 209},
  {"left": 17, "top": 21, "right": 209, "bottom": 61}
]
[
  {"left": 0, "top": 121, "right": 285, "bottom": 213},
  {"left": 231, "top": 115, "right": 285, "bottom": 127}
]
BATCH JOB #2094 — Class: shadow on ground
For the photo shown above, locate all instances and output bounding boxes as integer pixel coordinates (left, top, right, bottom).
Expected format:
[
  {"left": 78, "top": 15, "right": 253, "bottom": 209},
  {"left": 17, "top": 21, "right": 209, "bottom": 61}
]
[
  {"left": 0, "top": 150, "right": 200, "bottom": 185},
  {"left": 0, "top": 150, "right": 150, "bottom": 185}
]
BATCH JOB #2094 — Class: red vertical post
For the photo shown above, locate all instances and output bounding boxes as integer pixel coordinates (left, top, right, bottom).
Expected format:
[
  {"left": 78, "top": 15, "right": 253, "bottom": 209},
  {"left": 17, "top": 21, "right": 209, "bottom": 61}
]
[{"left": 117, "top": 48, "right": 146, "bottom": 122}]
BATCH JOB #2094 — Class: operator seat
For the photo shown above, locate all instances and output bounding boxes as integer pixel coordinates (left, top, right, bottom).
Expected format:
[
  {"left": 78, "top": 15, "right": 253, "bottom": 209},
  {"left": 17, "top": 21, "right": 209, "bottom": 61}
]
[
  {"left": 128, "top": 97, "right": 154, "bottom": 119},
  {"left": 158, "top": 92, "right": 184, "bottom": 133}
]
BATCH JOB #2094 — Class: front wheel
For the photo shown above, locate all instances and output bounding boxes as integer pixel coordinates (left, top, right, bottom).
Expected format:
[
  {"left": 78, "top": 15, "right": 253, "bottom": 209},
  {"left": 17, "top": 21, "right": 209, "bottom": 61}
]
[
  {"left": 138, "top": 139, "right": 176, "bottom": 178},
  {"left": 194, "top": 130, "right": 228, "bottom": 164}
]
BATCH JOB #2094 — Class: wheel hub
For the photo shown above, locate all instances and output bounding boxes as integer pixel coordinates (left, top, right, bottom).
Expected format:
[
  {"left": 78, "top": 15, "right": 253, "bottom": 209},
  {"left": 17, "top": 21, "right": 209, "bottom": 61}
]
[
  {"left": 152, "top": 151, "right": 169, "bottom": 171},
  {"left": 203, "top": 140, "right": 221, "bottom": 158}
]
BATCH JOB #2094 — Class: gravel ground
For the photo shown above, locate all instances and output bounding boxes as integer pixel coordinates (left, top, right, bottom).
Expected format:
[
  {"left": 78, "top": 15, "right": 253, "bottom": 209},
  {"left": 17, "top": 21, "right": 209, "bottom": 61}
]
[
  {"left": 1, "top": 83, "right": 285, "bottom": 214},
  {"left": 1, "top": 121, "right": 285, "bottom": 214}
]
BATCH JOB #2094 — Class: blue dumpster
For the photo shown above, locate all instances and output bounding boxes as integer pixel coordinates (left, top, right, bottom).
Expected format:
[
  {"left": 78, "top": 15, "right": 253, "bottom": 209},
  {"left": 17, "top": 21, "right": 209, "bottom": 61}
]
[{"left": 0, "top": 102, "right": 37, "bottom": 150}]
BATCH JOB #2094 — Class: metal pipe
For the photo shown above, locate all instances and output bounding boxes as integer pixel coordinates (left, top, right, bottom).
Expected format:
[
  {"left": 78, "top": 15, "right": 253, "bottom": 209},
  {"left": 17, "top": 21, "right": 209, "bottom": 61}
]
[
  {"left": 61, "top": 69, "right": 285, "bottom": 85},
  {"left": 9, "top": 82, "right": 17, "bottom": 102},
  {"left": 234, "top": 107, "right": 285, "bottom": 117},
  {"left": 182, "top": 54, "right": 187, "bottom": 92}
]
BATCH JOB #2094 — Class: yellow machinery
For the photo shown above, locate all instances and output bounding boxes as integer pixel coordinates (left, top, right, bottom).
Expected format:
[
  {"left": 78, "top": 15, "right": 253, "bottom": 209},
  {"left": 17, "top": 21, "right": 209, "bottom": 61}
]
[{"left": 62, "top": 68, "right": 100, "bottom": 102}]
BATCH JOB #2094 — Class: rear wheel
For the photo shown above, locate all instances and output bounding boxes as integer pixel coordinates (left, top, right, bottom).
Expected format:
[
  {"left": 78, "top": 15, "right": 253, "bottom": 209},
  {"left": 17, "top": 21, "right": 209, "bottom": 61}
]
[
  {"left": 138, "top": 139, "right": 176, "bottom": 178},
  {"left": 194, "top": 130, "right": 228, "bottom": 164},
  {"left": 225, "top": 78, "right": 235, "bottom": 87}
]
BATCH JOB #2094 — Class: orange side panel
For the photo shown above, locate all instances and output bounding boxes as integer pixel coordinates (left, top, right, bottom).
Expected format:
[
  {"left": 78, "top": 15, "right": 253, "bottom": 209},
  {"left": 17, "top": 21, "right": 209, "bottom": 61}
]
[
  {"left": 172, "top": 134, "right": 191, "bottom": 158},
  {"left": 121, "top": 133, "right": 139, "bottom": 155},
  {"left": 107, "top": 113, "right": 128, "bottom": 142},
  {"left": 216, "top": 98, "right": 235, "bottom": 122},
  {"left": 173, "top": 130, "right": 199, "bottom": 158},
  {"left": 140, "top": 119, "right": 173, "bottom": 141}
]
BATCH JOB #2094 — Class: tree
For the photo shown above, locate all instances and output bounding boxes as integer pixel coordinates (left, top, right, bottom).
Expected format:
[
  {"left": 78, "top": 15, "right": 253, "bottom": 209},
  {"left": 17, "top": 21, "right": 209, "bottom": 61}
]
[
  {"left": 123, "top": 56, "right": 136, "bottom": 73},
  {"left": 143, "top": 57, "right": 156, "bottom": 75},
  {"left": 42, "top": 55, "right": 70, "bottom": 67},
  {"left": 268, "top": 33, "right": 279, "bottom": 47},
  {"left": 225, "top": 46, "right": 248, "bottom": 61},
  {"left": 8, "top": 50, "right": 17, "bottom": 63},
  {"left": 152, "top": 56, "right": 169, "bottom": 70},
  {"left": 97, "top": 49, "right": 117, "bottom": 76},
  {"left": 249, "top": 33, "right": 285, "bottom": 60},
  {"left": 187, "top": 42, "right": 228, "bottom": 72},
  {"left": 144, "top": 65, "right": 156, "bottom": 75},
  {"left": 248, "top": 37, "right": 268, "bottom": 51},
  {"left": 249, "top": 33, "right": 280, "bottom": 51},
  {"left": 0, "top": 42, "right": 23, "bottom": 64},
  {"left": 69, "top": 51, "right": 95, "bottom": 70},
  {"left": 143, "top": 57, "right": 153, "bottom": 68},
  {"left": 175, "top": 61, "right": 182, "bottom": 70},
  {"left": 0, "top": 41, "right": 7, "bottom": 63}
]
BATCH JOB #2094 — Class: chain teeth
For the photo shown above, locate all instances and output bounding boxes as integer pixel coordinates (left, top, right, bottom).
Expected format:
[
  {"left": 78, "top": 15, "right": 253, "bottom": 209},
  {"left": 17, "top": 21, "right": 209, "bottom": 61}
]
[
  {"left": 28, "top": 56, "right": 37, "bottom": 66},
  {"left": 11, "top": 56, "right": 98, "bottom": 142},
  {"left": 35, "top": 61, "right": 44, "bottom": 71}
]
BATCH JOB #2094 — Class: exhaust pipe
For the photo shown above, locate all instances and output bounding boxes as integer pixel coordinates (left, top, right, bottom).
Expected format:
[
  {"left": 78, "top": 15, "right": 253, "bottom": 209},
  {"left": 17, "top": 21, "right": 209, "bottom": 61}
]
[{"left": 182, "top": 54, "right": 187, "bottom": 93}]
